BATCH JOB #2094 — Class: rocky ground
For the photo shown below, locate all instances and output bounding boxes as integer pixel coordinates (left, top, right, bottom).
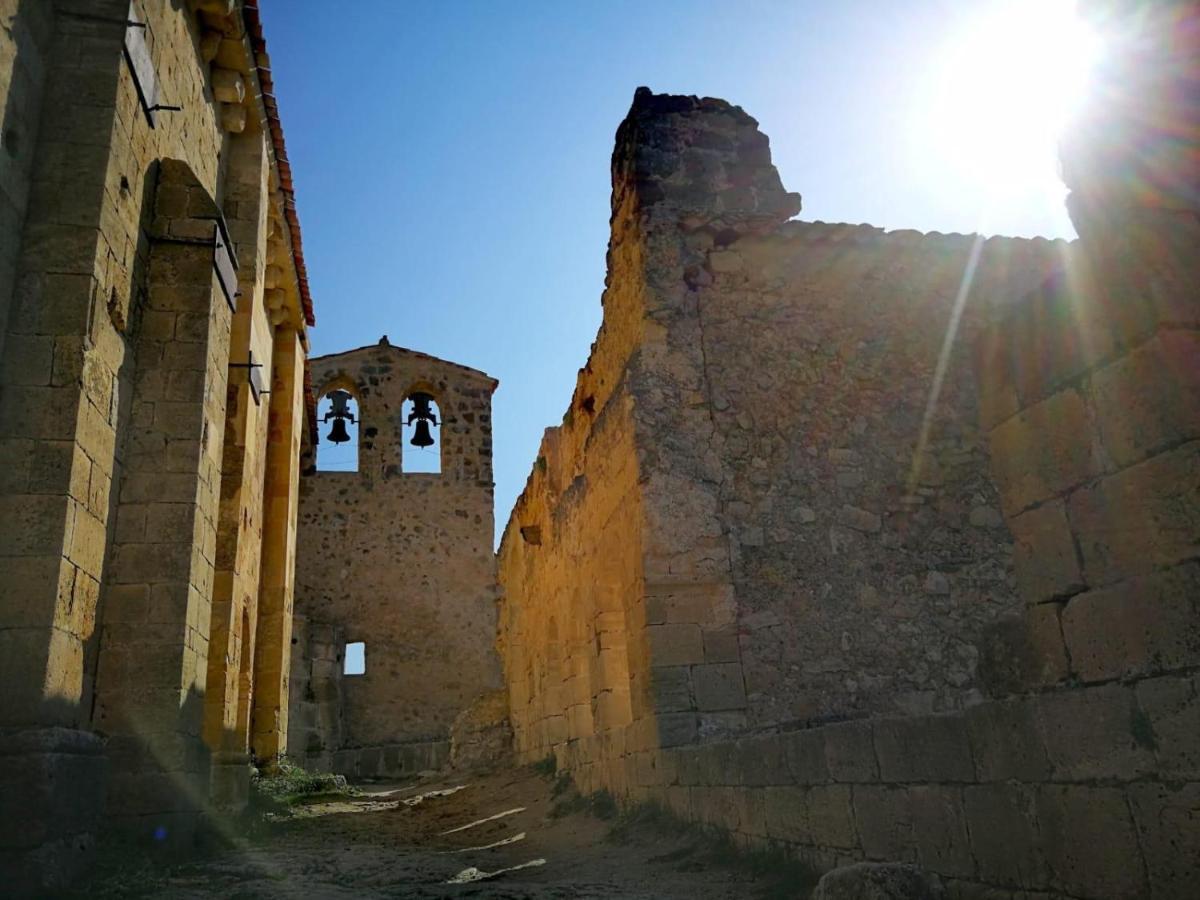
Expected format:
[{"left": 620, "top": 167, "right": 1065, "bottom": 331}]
[{"left": 75, "top": 765, "right": 818, "bottom": 899}]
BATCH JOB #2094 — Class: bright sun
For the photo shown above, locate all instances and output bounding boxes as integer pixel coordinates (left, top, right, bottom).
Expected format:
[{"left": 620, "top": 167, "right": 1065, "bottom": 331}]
[{"left": 920, "top": 0, "right": 1100, "bottom": 201}]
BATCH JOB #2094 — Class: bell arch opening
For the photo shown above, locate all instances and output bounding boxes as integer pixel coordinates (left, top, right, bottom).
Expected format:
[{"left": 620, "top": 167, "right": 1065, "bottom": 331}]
[
  {"left": 401, "top": 390, "right": 441, "bottom": 474},
  {"left": 316, "top": 386, "right": 361, "bottom": 472}
]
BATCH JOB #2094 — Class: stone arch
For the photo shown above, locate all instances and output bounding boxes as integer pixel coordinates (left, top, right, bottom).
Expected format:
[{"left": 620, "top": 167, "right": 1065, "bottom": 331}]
[
  {"left": 399, "top": 379, "right": 444, "bottom": 474},
  {"left": 314, "top": 373, "right": 364, "bottom": 472}
]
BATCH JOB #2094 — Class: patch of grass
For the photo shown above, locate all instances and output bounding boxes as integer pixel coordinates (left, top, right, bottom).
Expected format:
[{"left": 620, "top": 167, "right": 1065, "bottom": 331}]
[
  {"left": 547, "top": 773, "right": 619, "bottom": 821},
  {"left": 531, "top": 754, "right": 558, "bottom": 777},
  {"left": 251, "top": 756, "right": 356, "bottom": 807},
  {"left": 589, "top": 789, "right": 618, "bottom": 820},
  {"left": 608, "top": 799, "right": 673, "bottom": 842},
  {"left": 551, "top": 771, "right": 574, "bottom": 798},
  {"left": 549, "top": 791, "right": 590, "bottom": 819}
]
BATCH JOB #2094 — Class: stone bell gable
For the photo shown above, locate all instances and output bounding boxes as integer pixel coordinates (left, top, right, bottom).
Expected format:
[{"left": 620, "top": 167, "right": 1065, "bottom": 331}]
[{"left": 288, "top": 339, "right": 501, "bottom": 778}]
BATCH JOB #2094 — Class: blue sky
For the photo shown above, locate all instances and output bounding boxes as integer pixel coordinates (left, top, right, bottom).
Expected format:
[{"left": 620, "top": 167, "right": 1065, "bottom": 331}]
[{"left": 260, "top": 1, "right": 1082, "bottom": 543}]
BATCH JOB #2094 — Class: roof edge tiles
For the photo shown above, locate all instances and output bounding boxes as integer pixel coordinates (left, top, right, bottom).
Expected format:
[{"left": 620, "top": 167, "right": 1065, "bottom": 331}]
[{"left": 242, "top": 1, "right": 316, "bottom": 328}]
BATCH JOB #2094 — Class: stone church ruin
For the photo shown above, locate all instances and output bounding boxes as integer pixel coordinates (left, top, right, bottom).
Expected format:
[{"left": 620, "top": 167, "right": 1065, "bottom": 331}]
[{"left": 1, "top": 0, "right": 1197, "bottom": 897}]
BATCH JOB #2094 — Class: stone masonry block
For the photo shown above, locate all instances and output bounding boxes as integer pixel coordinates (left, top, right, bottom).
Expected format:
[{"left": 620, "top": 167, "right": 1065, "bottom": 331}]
[
  {"left": 762, "top": 785, "right": 810, "bottom": 844},
  {"left": 645, "top": 585, "right": 722, "bottom": 625},
  {"left": 657, "top": 712, "right": 698, "bottom": 748},
  {"left": 783, "top": 728, "right": 831, "bottom": 784},
  {"left": 1036, "top": 784, "right": 1145, "bottom": 899},
  {"left": 1128, "top": 781, "right": 1200, "bottom": 900},
  {"left": 873, "top": 715, "right": 974, "bottom": 783},
  {"left": 0, "top": 384, "right": 87, "bottom": 444},
  {"left": 672, "top": 746, "right": 701, "bottom": 786},
  {"left": 1067, "top": 441, "right": 1200, "bottom": 587},
  {"left": 650, "top": 665, "right": 693, "bottom": 713},
  {"left": 853, "top": 785, "right": 914, "bottom": 862},
  {"left": 977, "top": 606, "right": 1070, "bottom": 695},
  {"left": 1062, "top": 562, "right": 1200, "bottom": 683},
  {"left": 974, "top": 323, "right": 1021, "bottom": 431},
  {"left": 0, "top": 728, "right": 106, "bottom": 851},
  {"left": 734, "top": 733, "right": 789, "bottom": 786},
  {"left": 988, "top": 264, "right": 1122, "bottom": 413},
  {"left": 0, "top": 494, "right": 71, "bottom": 557},
  {"left": 708, "top": 740, "right": 745, "bottom": 786},
  {"left": 1089, "top": 329, "right": 1200, "bottom": 469},
  {"left": 665, "top": 784, "right": 692, "bottom": 820},
  {"left": 0, "top": 556, "right": 73, "bottom": 631},
  {"left": 988, "top": 387, "right": 1105, "bottom": 516},
  {"left": 31, "top": 444, "right": 85, "bottom": 503},
  {"left": 691, "top": 785, "right": 741, "bottom": 829},
  {"left": 1135, "top": 675, "right": 1200, "bottom": 780},
  {"left": 1034, "top": 683, "right": 1156, "bottom": 780},
  {"left": 1007, "top": 499, "right": 1085, "bottom": 604},
  {"left": 0, "top": 333, "right": 53, "bottom": 385},
  {"left": 733, "top": 787, "right": 767, "bottom": 839},
  {"left": 691, "top": 742, "right": 725, "bottom": 786},
  {"left": 647, "top": 623, "right": 705, "bottom": 667},
  {"left": 823, "top": 720, "right": 879, "bottom": 783},
  {"left": 908, "top": 785, "right": 976, "bottom": 879},
  {"left": 965, "top": 698, "right": 1050, "bottom": 782},
  {"left": 691, "top": 662, "right": 747, "bottom": 711},
  {"left": 808, "top": 784, "right": 858, "bottom": 850},
  {"left": 964, "top": 784, "right": 1046, "bottom": 889},
  {"left": 0, "top": 438, "right": 34, "bottom": 494},
  {"left": 701, "top": 626, "right": 740, "bottom": 663}
]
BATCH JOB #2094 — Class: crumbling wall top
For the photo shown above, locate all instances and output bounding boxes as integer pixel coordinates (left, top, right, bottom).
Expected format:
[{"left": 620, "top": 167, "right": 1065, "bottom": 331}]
[{"left": 614, "top": 87, "right": 802, "bottom": 236}]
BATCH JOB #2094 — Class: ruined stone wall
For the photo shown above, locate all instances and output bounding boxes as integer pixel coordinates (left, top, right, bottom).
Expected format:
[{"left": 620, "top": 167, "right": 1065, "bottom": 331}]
[
  {"left": 498, "top": 389, "right": 656, "bottom": 768},
  {"left": 498, "top": 84, "right": 1199, "bottom": 899},
  {"left": 498, "top": 90, "right": 1059, "bottom": 757},
  {"left": 496, "top": 146, "right": 662, "bottom": 770},
  {"left": 289, "top": 342, "right": 499, "bottom": 778},
  {"left": 0, "top": 1, "right": 313, "bottom": 888},
  {"left": 648, "top": 221, "right": 1072, "bottom": 733}
]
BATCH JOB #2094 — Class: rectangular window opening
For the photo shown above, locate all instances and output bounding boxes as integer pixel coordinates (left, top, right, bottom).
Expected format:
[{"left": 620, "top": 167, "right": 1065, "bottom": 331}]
[{"left": 344, "top": 641, "right": 366, "bottom": 676}]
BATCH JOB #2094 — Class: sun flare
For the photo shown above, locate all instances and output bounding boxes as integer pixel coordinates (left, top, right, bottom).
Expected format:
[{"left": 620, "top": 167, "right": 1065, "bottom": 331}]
[{"left": 920, "top": 0, "right": 1100, "bottom": 199}]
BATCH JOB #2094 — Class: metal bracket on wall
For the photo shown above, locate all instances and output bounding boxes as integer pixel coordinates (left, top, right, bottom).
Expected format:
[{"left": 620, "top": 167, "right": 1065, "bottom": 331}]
[
  {"left": 213, "top": 219, "right": 241, "bottom": 312},
  {"left": 230, "top": 352, "right": 270, "bottom": 406},
  {"left": 124, "top": 4, "right": 183, "bottom": 127}
]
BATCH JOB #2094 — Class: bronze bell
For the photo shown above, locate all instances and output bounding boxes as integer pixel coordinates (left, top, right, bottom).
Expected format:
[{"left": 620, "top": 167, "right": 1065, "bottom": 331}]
[
  {"left": 326, "top": 416, "right": 352, "bottom": 444},
  {"left": 411, "top": 418, "right": 435, "bottom": 448},
  {"left": 326, "top": 389, "right": 355, "bottom": 420},
  {"left": 407, "top": 391, "right": 439, "bottom": 448},
  {"left": 323, "top": 389, "right": 356, "bottom": 445}
]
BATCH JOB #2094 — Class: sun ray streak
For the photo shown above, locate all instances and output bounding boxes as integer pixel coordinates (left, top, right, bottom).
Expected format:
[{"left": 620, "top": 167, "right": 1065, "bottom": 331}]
[{"left": 908, "top": 233, "right": 985, "bottom": 495}]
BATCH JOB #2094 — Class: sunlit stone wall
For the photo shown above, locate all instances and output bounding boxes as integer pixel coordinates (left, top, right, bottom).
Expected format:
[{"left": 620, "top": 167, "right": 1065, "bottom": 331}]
[
  {"left": 0, "top": 0, "right": 313, "bottom": 888},
  {"left": 497, "top": 82, "right": 1199, "bottom": 898}
]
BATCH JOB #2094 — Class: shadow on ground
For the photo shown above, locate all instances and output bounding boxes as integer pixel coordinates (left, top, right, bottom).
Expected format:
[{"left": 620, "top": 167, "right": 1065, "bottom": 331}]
[{"left": 72, "top": 763, "right": 818, "bottom": 898}]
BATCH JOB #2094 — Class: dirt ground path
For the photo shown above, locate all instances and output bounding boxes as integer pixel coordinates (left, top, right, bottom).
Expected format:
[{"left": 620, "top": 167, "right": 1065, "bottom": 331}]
[{"left": 79, "top": 766, "right": 815, "bottom": 899}]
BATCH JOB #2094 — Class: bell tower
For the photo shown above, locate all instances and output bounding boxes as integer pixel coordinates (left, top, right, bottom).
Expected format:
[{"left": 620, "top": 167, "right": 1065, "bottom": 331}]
[{"left": 289, "top": 339, "right": 500, "bottom": 777}]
